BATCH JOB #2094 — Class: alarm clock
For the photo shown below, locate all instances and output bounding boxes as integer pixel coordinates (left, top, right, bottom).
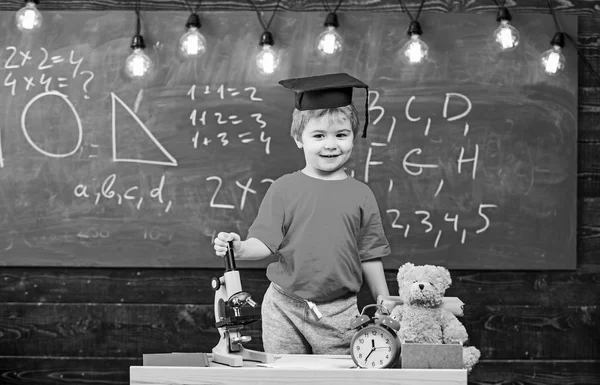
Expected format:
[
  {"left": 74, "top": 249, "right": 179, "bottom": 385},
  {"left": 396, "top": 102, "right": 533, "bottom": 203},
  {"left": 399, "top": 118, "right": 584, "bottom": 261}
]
[{"left": 349, "top": 304, "right": 401, "bottom": 369}]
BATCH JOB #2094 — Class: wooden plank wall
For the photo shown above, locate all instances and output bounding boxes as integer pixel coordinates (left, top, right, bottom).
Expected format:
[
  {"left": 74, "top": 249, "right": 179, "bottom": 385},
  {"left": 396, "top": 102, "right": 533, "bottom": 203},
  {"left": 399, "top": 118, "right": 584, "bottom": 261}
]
[{"left": 0, "top": 1, "right": 599, "bottom": 384}]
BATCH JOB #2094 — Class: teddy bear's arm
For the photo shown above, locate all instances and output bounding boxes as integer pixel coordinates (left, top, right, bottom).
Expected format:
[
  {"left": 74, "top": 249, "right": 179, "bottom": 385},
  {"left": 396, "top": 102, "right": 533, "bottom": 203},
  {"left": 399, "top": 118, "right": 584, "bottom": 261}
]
[
  {"left": 441, "top": 310, "right": 468, "bottom": 345},
  {"left": 390, "top": 305, "right": 403, "bottom": 322}
]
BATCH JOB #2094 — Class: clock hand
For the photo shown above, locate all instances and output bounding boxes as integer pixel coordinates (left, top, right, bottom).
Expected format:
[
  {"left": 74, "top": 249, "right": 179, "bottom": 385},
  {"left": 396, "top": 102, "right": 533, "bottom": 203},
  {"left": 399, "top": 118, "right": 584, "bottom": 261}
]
[{"left": 364, "top": 339, "right": 376, "bottom": 362}]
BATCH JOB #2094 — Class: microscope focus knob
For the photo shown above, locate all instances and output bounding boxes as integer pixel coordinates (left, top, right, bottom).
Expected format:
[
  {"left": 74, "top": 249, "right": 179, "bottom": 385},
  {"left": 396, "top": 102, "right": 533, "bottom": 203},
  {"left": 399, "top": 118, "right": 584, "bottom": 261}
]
[{"left": 211, "top": 277, "right": 221, "bottom": 291}]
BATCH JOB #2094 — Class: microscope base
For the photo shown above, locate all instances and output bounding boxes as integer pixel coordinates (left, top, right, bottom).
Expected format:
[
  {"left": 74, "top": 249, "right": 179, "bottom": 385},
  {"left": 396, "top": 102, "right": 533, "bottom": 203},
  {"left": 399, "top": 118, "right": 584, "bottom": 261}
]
[
  {"left": 211, "top": 327, "right": 274, "bottom": 367},
  {"left": 212, "top": 345, "right": 274, "bottom": 367},
  {"left": 211, "top": 350, "right": 243, "bottom": 367}
]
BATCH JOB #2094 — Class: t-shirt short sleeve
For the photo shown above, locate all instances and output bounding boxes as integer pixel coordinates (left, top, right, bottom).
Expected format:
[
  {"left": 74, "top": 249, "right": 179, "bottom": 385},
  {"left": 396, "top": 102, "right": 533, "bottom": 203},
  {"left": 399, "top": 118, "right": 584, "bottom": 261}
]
[
  {"left": 358, "top": 189, "right": 391, "bottom": 261},
  {"left": 247, "top": 182, "right": 285, "bottom": 253}
]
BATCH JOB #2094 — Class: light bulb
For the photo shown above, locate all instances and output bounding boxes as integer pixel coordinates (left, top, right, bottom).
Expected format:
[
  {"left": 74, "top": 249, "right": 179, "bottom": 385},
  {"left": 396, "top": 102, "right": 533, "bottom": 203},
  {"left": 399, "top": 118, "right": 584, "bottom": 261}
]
[
  {"left": 493, "top": 7, "right": 519, "bottom": 51},
  {"left": 125, "top": 48, "right": 153, "bottom": 78},
  {"left": 180, "top": 27, "right": 207, "bottom": 57},
  {"left": 399, "top": 21, "right": 428, "bottom": 65},
  {"left": 316, "top": 27, "right": 343, "bottom": 56},
  {"left": 179, "top": 13, "right": 207, "bottom": 58},
  {"left": 255, "top": 32, "right": 280, "bottom": 76},
  {"left": 541, "top": 32, "right": 566, "bottom": 76},
  {"left": 15, "top": 1, "right": 42, "bottom": 32},
  {"left": 541, "top": 46, "right": 565, "bottom": 76},
  {"left": 316, "top": 13, "right": 343, "bottom": 57},
  {"left": 493, "top": 20, "right": 520, "bottom": 51},
  {"left": 124, "top": 35, "right": 152, "bottom": 79},
  {"left": 256, "top": 45, "right": 280, "bottom": 75},
  {"left": 401, "top": 34, "right": 429, "bottom": 65}
]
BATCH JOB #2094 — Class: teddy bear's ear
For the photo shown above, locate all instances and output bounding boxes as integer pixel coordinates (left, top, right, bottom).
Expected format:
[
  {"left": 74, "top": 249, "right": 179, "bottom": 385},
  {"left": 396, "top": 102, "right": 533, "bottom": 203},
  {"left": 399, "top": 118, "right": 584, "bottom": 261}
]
[
  {"left": 436, "top": 266, "right": 452, "bottom": 289},
  {"left": 397, "top": 262, "right": 415, "bottom": 283}
]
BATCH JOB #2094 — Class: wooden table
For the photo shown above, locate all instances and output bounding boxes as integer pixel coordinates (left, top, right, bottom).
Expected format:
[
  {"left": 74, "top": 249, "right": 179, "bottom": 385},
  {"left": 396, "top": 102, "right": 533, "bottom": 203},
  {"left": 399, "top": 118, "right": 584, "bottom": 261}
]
[{"left": 130, "top": 354, "right": 467, "bottom": 385}]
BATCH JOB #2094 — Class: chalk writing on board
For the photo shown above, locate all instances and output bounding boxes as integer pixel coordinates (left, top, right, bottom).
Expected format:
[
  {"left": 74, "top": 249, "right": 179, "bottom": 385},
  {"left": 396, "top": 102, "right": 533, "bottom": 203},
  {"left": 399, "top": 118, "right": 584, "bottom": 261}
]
[
  {"left": 180, "top": 88, "right": 498, "bottom": 249},
  {"left": 206, "top": 176, "right": 274, "bottom": 210},
  {"left": 385, "top": 203, "right": 498, "bottom": 247},
  {"left": 0, "top": 225, "right": 178, "bottom": 249},
  {"left": 1, "top": 44, "right": 497, "bottom": 250},
  {"left": 21, "top": 91, "right": 83, "bottom": 158},
  {"left": 27, "top": 224, "right": 173, "bottom": 245},
  {"left": 2, "top": 45, "right": 95, "bottom": 168},
  {"left": 187, "top": 84, "right": 264, "bottom": 102},
  {"left": 73, "top": 173, "right": 173, "bottom": 213},
  {"left": 191, "top": 127, "right": 272, "bottom": 154},
  {"left": 143, "top": 226, "right": 175, "bottom": 242},
  {"left": 362, "top": 90, "right": 498, "bottom": 248},
  {"left": 17, "top": 88, "right": 178, "bottom": 168},
  {"left": 187, "top": 84, "right": 272, "bottom": 154},
  {"left": 3, "top": 47, "right": 90, "bottom": 95},
  {"left": 111, "top": 92, "right": 178, "bottom": 166}
]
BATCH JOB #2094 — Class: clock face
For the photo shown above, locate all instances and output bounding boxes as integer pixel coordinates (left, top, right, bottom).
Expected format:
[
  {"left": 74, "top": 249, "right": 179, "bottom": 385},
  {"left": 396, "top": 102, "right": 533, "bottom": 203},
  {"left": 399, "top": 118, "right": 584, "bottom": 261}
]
[{"left": 350, "top": 324, "right": 400, "bottom": 369}]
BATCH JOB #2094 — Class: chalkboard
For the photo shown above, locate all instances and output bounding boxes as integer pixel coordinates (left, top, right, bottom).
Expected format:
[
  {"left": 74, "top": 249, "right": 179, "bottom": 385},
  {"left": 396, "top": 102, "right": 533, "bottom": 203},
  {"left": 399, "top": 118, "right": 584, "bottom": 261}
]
[{"left": 0, "top": 11, "right": 577, "bottom": 269}]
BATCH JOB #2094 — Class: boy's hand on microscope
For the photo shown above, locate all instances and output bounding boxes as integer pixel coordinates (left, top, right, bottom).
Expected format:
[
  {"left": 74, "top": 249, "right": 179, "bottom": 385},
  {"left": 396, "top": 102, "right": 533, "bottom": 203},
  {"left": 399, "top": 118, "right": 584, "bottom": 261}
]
[{"left": 213, "top": 232, "right": 241, "bottom": 257}]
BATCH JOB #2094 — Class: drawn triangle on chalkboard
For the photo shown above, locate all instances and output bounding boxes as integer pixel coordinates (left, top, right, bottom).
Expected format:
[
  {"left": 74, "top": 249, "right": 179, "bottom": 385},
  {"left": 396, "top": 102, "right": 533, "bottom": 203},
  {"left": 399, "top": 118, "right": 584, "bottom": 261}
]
[{"left": 110, "top": 92, "right": 178, "bottom": 167}]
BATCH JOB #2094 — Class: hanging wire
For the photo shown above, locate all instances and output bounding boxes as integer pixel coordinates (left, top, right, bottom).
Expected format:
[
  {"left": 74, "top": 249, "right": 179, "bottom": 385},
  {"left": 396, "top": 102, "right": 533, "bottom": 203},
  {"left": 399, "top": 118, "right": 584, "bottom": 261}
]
[
  {"left": 398, "top": 0, "right": 426, "bottom": 22},
  {"left": 321, "top": 0, "right": 344, "bottom": 14},
  {"left": 492, "top": 0, "right": 511, "bottom": 20},
  {"left": 545, "top": 0, "right": 600, "bottom": 84},
  {"left": 135, "top": 0, "right": 141, "bottom": 36},
  {"left": 246, "top": 0, "right": 281, "bottom": 32},
  {"left": 183, "top": 0, "right": 202, "bottom": 14},
  {"left": 492, "top": 0, "right": 507, "bottom": 8},
  {"left": 546, "top": 0, "right": 563, "bottom": 32}
]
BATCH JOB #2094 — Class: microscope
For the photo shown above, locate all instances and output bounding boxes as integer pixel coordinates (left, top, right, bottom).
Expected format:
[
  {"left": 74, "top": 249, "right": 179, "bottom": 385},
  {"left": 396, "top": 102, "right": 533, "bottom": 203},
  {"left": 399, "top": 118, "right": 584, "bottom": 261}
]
[{"left": 210, "top": 241, "right": 274, "bottom": 367}]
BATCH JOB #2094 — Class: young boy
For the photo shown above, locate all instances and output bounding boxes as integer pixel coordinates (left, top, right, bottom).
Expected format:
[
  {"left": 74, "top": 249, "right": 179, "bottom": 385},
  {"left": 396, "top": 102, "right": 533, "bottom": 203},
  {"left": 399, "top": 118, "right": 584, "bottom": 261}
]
[{"left": 213, "top": 73, "right": 391, "bottom": 355}]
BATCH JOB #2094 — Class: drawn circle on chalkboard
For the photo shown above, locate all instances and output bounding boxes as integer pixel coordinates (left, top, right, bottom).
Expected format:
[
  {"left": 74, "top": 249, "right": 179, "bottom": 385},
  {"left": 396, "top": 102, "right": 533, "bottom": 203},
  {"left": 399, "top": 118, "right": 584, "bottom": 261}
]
[{"left": 20, "top": 90, "right": 83, "bottom": 158}]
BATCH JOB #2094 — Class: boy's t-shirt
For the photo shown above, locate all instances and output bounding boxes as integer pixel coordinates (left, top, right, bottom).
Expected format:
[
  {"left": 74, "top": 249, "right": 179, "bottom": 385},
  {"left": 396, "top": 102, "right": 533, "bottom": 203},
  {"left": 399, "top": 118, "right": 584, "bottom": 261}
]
[{"left": 247, "top": 171, "right": 390, "bottom": 302}]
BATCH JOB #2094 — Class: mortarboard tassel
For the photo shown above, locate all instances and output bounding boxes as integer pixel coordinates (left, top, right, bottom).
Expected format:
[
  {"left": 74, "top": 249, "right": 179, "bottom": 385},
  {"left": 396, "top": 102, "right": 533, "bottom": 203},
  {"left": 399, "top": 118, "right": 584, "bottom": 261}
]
[{"left": 362, "top": 88, "right": 369, "bottom": 138}]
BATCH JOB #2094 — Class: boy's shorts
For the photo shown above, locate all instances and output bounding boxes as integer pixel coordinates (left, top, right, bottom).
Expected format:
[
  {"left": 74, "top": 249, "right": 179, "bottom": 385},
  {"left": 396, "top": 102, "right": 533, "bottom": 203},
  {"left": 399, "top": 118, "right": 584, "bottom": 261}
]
[{"left": 260, "top": 282, "right": 360, "bottom": 355}]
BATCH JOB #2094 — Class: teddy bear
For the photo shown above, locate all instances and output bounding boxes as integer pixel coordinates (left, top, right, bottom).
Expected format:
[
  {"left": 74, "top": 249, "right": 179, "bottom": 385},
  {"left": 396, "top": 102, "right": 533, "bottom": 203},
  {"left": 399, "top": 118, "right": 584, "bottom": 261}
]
[{"left": 389, "top": 262, "right": 480, "bottom": 373}]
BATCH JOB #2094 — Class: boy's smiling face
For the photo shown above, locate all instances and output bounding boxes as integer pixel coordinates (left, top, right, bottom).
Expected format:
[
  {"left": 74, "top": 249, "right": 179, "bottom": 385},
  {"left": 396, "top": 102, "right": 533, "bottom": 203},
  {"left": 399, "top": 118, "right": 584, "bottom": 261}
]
[{"left": 295, "top": 114, "right": 354, "bottom": 179}]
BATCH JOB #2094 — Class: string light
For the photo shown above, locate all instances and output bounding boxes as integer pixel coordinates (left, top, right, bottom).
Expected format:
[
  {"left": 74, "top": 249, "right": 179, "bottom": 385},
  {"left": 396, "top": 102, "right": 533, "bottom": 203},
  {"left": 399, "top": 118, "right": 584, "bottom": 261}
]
[
  {"left": 316, "top": 13, "right": 343, "bottom": 57},
  {"left": 15, "top": 0, "right": 42, "bottom": 32},
  {"left": 180, "top": 1, "right": 207, "bottom": 58},
  {"left": 179, "top": 13, "right": 207, "bottom": 58},
  {"left": 493, "top": 3, "right": 519, "bottom": 51},
  {"left": 397, "top": 0, "right": 428, "bottom": 66},
  {"left": 400, "top": 21, "right": 429, "bottom": 65},
  {"left": 541, "top": 32, "right": 566, "bottom": 76},
  {"left": 540, "top": 0, "right": 567, "bottom": 76},
  {"left": 316, "top": 1, "right": 345, "bottom": 57},
  {"left": 124, "top": 9, "right": 153, "bottom": 79},
  {"left": 15, "top": 0, "right": 593, "bottom": 86},
  {"left": 540, "top": 0, "right": 600, "bottom": 83},
  {"left": 248, "top": 0, "right": 282, "bottom": 76},
  {"left": 256, "top": 31, "right": 280, "bottom": 75}
]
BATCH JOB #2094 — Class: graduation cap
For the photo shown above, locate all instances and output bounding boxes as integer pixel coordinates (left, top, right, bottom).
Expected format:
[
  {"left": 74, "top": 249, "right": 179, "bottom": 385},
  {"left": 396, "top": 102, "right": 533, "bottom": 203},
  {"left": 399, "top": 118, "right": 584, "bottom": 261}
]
[{"left": 279, "top": 73, "right": 370, "bottom": 138}]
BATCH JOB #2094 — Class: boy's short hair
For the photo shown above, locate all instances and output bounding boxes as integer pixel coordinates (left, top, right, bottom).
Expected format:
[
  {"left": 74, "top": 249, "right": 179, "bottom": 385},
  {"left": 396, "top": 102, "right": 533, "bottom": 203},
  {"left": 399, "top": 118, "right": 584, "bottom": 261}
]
[{"left": 290, "top": 103, "right": 360, "bottom": 141}]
